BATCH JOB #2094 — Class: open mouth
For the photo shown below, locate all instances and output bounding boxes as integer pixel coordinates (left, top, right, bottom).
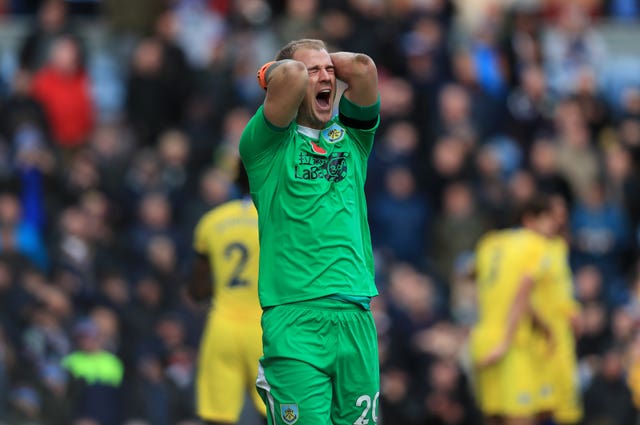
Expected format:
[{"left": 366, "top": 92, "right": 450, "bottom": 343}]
[{"left": 315, "top": 89, "right": 331, "bottom": 109}]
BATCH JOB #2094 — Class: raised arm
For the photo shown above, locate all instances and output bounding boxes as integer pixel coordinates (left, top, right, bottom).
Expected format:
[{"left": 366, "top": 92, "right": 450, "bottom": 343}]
[
  {"left": 329, "top": 52, "right": 378, "bottom": 106},
  {"left": 262, "top": 59, "right": 308, "bottom": 128}
]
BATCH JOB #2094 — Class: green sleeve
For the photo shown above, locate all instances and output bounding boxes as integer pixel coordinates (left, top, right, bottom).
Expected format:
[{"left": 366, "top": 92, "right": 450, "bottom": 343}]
[
  {"left": 239, "top": 105, "right": 293, "bottom": 193},
  {"left": 338, "top": 95, "right": 380, "bottom": 155}
]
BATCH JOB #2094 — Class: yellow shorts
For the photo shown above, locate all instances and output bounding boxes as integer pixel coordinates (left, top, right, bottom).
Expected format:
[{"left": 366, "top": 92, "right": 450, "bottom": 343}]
[
  {"left": 470, "top": 328, "right": 538, "bottom": 417},
  {"left": 196, "top": 313, "right": 266, "bottom": 422},
  {"left": 531, "top": 333, "right": 555, "bottom": 413}
]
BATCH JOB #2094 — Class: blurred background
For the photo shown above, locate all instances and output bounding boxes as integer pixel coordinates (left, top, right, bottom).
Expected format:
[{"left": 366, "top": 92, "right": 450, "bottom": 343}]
[{"left": 0, "top": 0, "right": 639, "bottom": 424}]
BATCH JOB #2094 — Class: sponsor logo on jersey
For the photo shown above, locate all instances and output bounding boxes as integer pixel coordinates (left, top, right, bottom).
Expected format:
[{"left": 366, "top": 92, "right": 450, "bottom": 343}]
[
  {"left": 322, "top": 124, "right": 345, "bottom": 143},
  {"left": 295, "top": 152, "right": 349, "bottom": 182},
  {"left": 281, "top": 404, "right": 299, "bottom": 424}
]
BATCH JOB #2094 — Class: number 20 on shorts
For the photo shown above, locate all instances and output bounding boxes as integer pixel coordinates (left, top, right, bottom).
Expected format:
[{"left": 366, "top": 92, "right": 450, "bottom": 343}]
[{"left": 354, "top": 392, "right": 380, "bottom": 425}]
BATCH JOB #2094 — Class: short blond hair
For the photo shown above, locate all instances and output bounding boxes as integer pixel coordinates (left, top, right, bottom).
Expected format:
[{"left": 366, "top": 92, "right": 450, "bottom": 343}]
[{"left": 275, "top": 39, "right": 327, "bottom": 61}]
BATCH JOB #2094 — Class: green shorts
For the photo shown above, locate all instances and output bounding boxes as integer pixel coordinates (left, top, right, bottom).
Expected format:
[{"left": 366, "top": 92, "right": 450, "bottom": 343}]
[{"left": 256, "top": 297, "right": 380, "bottom": 425}]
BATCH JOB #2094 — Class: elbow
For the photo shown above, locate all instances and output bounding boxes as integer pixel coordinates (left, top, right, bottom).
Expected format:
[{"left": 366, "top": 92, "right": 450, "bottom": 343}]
[
  {"left": 352, "top": 54, "right": 377, "bottom": 78},
  {"left": 285, "top": 60, "right": 309, "bottom": 92},
  {"left": 274, "top": 60, "right": 308, "bottom": 89}
]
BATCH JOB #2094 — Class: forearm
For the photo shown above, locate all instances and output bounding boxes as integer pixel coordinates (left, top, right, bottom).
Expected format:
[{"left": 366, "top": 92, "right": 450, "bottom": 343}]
[
  {"left": 503, "top": 276, "right": 534, "bottom": 346},
  {"left": 329, "top": 52, "right": 378, "bottom": 106},
  {"left": 261, "top": 59, "right": 308, "bottom": 127}
]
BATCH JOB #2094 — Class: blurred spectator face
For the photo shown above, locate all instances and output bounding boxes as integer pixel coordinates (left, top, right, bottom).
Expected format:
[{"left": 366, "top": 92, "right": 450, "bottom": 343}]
[
  {"left": 200, "top": 167, "right": 232, "bottom": 205},
  {"left": 66, "top": 151, "right": 101, "bottom": 192},
  {"left": 146, "top": 235, "right": 177, "bottom": 272},
  {"left": 563, "top": 121, "right": 591, "bottom": 148},
  {"left": 442, "top": 182, "right": 474, "bottom": 217},
  {"left": 0, "top": 260, "right": 13, "bottom": 292},
  {"left": 39, "top": 0, "right": 67, "bottom": 31},
  {"left": 474, "top": 144, "right": 502, "bottom": 179},
  {"left": 133, "top": 39, "right": 163, "bottom": 75},
  {"left": 622, "top": 87, "right": 640, "bottom": 116},
  {"left": 389, "top": 264, "right": 435, "bottom": 319},
  {"left": 619, "top": 118, "right": 640, "bottom": 148},
  {"left": 80, "top": 190, "right": 111, "bottom": 240},
  {"left": 530, "top": 138, "right": 558, "bottom": 175},
  {"left": 574, "top": 66, "right": 598, "bottom": 95},
  {"left": 601, "top": 349, "right": 625, "bottom": 381},
  {"left": 580, "top": 302, "right": 608, "bottom": 336},
  {"left": 575, "top": 265, "right": 603, "bottom": 302},
  {"left": 555, "top": 99, "right": 584, "bottom": 132},
  {"left": 521, "top": 66, "right": 546, "bottom": 99},
  {"left": 379, "top": 77, "right": 414, "bottom": 117},
  {"left": 138, "top": 192, "right": 171, "bottom": 229},
  {"left": 99, "top": 273, "right": 130, "bottom": 306},
  {"left": 384, "top": 167, "right": 415, "bottom": 200},
  {"left": 73, "top": 319, "right": 102, "bottom": 352},
  {"left": 452, "top": 50, "right": 476, "bottom": 86},
  {"left": 223, "top": 107, "right": 252, "bottom": 142},
  {"left": 319, "top": 9, "right": 352, "bottom": 43},
  {"left": 286, "top": 0, "right": 317, "bottom": 19},
  {"left": 433, "top": 137, "right": 466, "bottom": 176},
  {"left": 158, "top": 129, "right": 189, "bottom": 168},
  {"left": 11, "top": 69, "right": 32, "bottom": 95},
  {"left": 429, "top": 358, "right": 459, "bottom": 393},
  {"left": 384, "top": 120, "right": 418, "bottom": 154},
  {"left": 508, "top": 170, "right": 536, "bottom": 204},
  {"left": 155, "top": 314, "right": 185, "bottom": 349},
  {"left": 605, "top": 144, "right": 632, "bottom": 182},
  {"left": 0, "top": 193, "right": 21, "bottom": 226},
  {"left": 439, "top": 85, "right": 470, "bottom": 123},
  {"left": 90, "top": 306, "right": 119, "bottom": 349},
  {"left": 49, "top": 37, "right": 80, "bottom": 75},
  {"left": 90, "top": 123, "right": 126, "bottom": 161},
  {"left": 154, "top": 8, "right": 179, "bottom": 41},
  {"left": 611, "top": 307, "right": 636, "bottom": 342},
  {"left": 135, "top": 277, "right": 162, "bottom": 308},
  {"left": 60, "top": 207, "right": 90, "bottom": 239},
  {"left": 381, "top": 369, "right": 409, "bottom": 402}
]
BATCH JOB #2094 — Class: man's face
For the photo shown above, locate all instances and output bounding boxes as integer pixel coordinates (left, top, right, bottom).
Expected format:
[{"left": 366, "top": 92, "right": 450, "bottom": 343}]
[{"left": 292, "top": 47, "right": 336, "bottom": 129}]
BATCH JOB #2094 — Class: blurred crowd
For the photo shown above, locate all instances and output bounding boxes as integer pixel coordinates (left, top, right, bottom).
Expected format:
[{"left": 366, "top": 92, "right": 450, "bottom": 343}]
[{"left": 0, "top": 0, "right": 639, "bottom": 424}]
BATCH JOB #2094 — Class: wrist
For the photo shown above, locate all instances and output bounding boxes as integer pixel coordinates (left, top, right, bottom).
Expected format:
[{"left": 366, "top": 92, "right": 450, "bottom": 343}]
[{"left": 257, "top": 61, "right": 276, "bottom": 90}]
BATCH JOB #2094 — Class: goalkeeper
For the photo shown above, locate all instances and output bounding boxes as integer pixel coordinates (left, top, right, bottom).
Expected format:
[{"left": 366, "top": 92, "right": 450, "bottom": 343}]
[{"left": 239, "top": 39, "right": 381, "bottom": 425}]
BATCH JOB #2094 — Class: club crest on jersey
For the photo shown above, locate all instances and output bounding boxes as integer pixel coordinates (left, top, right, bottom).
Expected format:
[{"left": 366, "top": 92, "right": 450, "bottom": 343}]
[
  {"left": 322, "top": 124, "right": 345, "bottom": 144},
  {"left": 280, "top": 404, "right": 299, "bottom": 424}
]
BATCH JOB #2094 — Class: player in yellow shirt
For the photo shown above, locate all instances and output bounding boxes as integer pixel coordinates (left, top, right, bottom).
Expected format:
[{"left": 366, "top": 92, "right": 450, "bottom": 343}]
[
  {"left": 188, "top": 165, "right": 266, "bottom": 425},
  {"left": 469, "top": 196, "right": 555, "bottom": 425},
  {"left": 531, "top": 194, "right": 583, "bottom": 425}
]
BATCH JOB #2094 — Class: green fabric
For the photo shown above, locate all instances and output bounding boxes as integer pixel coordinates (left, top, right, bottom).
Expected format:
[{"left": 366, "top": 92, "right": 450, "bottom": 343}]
[
  {"left": 256, "top": 299, "right": 380, "bottom": 424},
  {"left": 61, "top": 351, "right": 123, "bottom": 386},
  {"left": 239, "top": 98, "right": 381, "bottom": 308}
]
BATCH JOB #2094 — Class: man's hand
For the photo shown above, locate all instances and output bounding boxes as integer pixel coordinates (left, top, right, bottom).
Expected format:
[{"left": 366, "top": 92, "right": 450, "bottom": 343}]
[{"left": 477, "top": 340, "right": 509, "bottom": 368}]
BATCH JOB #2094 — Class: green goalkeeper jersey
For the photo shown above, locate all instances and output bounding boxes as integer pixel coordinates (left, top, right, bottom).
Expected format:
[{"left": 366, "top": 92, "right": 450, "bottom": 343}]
[{"left": 239, "top": 95, "right": 380, "bottom": 308}]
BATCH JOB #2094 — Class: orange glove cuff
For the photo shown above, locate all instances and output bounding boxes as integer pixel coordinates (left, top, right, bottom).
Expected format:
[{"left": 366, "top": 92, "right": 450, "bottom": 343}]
[{"left": 257, "top": 61, "right": 276, "bottom": 90}]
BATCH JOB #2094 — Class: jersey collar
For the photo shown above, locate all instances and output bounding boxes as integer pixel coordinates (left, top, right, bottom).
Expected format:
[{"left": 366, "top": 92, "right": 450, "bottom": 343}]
[{"left": 296, "top": 125, "right": 320, "bottom": 141}]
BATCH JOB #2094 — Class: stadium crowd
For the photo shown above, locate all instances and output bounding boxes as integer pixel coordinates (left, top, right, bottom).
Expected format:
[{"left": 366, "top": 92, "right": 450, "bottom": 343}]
[{"left": 0, "top": 0, "right": 639, "bottom": 424}]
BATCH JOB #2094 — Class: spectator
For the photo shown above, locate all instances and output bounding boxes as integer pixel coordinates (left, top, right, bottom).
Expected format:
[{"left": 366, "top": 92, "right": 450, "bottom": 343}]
[
  {"left": 19, "top": 0, "right": 78, "bottom": 73},
  {"left": 370, "top": 166, "right": 430, "bottom": 269},
  {"left": 0, "top": 191, "right": 47, "bottom": 271},
  {"left": 30, "top": 36, "right": 94, "bottom": 152},
  {"left": 61, "top": 318, "right": 124, "bottom": 425},
  {"left": 431, "top": 181, "right": 488, "bottom": 283},
  {"left": 583, "top": 347, "right": 638, "bottom": 425}
]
